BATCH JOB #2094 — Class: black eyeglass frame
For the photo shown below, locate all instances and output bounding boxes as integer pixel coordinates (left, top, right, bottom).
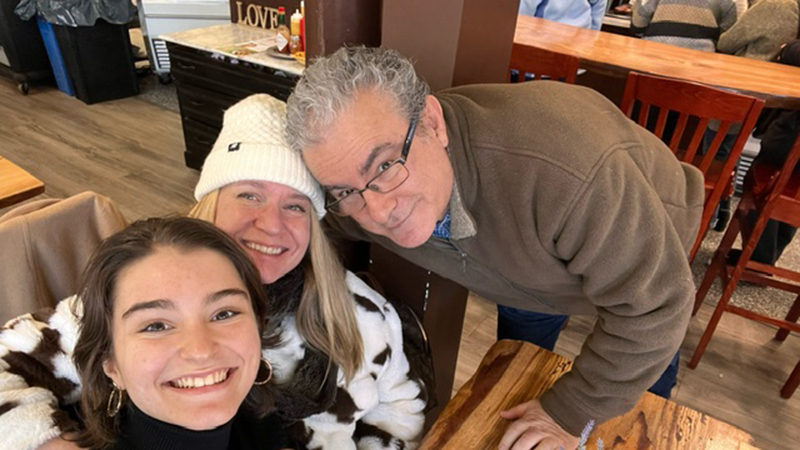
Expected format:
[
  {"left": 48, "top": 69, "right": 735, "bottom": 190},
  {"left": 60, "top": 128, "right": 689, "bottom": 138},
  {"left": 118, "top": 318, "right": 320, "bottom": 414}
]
[{"left": 325, "top": 114, "right": 420, "bottom": 216}]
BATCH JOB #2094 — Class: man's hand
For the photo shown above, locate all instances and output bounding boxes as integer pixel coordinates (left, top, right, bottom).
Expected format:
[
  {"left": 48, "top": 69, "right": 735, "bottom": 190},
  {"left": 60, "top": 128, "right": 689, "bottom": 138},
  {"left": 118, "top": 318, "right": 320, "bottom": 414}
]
[
  {"left": 498, "top": 399, "right": 580, "bottom": 450},
  {"left": 38, "top": 435, "right": 80, "bottom": 450}
]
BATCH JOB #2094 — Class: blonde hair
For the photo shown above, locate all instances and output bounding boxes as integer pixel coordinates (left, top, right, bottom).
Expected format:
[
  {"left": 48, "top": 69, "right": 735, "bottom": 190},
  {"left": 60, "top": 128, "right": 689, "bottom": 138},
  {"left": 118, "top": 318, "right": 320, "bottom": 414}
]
[
  {"left": 188, "top": 190, "right": 363, "bottom": 381},
  {"left": 188, "top": 189, "right": 220, "bottom": 221}
]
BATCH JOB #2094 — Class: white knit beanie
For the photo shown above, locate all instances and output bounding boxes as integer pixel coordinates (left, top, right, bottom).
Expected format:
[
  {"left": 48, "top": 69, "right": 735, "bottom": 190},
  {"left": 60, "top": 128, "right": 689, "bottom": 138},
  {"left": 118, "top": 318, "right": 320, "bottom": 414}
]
[{"left": 194, "top": 94, "right": 326, "bottom": 218}]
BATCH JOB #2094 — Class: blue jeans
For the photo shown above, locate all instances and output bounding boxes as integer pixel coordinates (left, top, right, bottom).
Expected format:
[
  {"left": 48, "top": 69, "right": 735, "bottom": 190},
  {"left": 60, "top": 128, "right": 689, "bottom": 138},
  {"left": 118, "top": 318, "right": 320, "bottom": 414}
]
[
  {"left": 497, "top": 305, "right": 680, "bottom": 399},
  {"left": 701, "top": 127, "right": 737, "bottom": 160}
]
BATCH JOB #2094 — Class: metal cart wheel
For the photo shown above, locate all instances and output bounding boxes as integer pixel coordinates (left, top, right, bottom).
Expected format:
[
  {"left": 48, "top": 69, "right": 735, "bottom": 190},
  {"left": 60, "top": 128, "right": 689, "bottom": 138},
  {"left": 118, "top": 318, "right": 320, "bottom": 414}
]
[
  {"left": 18, "top": 82, "right": 30, "bottom": 95},
  {"left": 157, "top": 73, "right": 173, "bottom": 85}
]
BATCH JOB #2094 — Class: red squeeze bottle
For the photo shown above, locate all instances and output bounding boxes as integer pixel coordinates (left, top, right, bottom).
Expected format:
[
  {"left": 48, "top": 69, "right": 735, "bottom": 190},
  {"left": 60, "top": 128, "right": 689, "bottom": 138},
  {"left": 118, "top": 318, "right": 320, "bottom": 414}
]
[
  {"left": 275, "top": 7, "right": 291, "bottom": 54},
  {"left": 300, "top": 1, "right": 306, "bottom": 55}
]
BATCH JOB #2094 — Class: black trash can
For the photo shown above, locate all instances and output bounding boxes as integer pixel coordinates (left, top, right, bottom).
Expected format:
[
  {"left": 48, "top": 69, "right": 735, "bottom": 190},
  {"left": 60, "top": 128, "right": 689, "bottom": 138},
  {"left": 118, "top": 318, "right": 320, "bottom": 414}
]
[
  {"left": 53, "top": 19, "right": 139, "bottom": 104},
  {"left": 0, "top": 0, "right": 53, "bottom": 94}
]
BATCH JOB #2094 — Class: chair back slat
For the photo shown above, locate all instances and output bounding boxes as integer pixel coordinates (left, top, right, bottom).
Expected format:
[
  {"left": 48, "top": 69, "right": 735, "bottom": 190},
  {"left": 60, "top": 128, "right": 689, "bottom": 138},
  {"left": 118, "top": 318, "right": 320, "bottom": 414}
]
[
  {"left": 794, "top": 152, "right": 800, "bottom": 202},
  {"left": 619, "top": 71, "right": 765, "bottom": 262},
  {"left": 794, "top": 170, "right": 800, "bottom": 202},
  {"left": 668, "top": 113, "right": 689, "bottom": 152},
  {"left": 637, "top": 102, "right": 651, "bottom": 128},
  {"left": 653, "top": 106, "right": 669, "bottom": 138},
  {"left": 698, "top": 120, "right": 731, "bottom": 173},
  {"left": 508, "top": 43, "right": 580, "bottom": 84},
  {"left": 684, "top": 117, "right": 711, "bottom": 164}
]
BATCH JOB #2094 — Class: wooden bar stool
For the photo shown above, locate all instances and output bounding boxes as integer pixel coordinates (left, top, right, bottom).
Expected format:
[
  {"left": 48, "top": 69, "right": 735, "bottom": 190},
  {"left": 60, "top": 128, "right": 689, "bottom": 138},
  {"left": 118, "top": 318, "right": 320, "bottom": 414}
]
[
  {"left": 690, "top": 132, "right": 800, "bottom": 399},
  {"left": 620, "top": 72, "right": 765, "bottom": 262},
  {"left": 508, "top": 44, "right": 579, "bottom": 83}
]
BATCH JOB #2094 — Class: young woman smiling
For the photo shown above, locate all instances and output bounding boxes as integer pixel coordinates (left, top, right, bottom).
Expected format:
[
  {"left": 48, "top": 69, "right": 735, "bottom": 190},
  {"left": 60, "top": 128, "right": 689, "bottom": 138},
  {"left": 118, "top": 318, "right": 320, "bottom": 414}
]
[{"left": 73, "top": 217, "right": 290, "bottom": 449}]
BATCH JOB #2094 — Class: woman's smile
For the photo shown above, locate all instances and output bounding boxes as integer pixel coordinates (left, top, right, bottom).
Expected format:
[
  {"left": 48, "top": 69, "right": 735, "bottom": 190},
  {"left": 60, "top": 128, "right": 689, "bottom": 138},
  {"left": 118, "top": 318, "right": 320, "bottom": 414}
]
[
  {"left": 216, "top": 181, "right": 312, "bottom": 283},
  {"left": 244, "top": 240, "right": 286, "bottom": 256},
  {"left": 167, "top": 367, "right": 236, "bottom": 391}
]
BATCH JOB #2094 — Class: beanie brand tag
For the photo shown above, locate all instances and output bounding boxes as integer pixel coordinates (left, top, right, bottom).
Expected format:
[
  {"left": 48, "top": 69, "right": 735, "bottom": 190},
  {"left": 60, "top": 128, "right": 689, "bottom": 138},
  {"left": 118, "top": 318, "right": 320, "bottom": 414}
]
[{"left": 228, "top": 142, "right": 241, "bottom": 152}]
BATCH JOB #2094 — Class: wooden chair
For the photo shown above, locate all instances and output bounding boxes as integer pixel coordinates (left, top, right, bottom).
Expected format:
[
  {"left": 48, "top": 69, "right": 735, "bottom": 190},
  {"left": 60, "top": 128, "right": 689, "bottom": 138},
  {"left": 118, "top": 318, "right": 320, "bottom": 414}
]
[
  {"left": 689, "top": 132, "right": 800, "bottom": 399},
  {"left": 508, "top": 43, "right": 579, "bottom": 83},
  {"left": 0, "top": 191, "right": 126, "bottom": 323},
  {"left": 620, "top": 72, "right": 765, "bottom": 262}
]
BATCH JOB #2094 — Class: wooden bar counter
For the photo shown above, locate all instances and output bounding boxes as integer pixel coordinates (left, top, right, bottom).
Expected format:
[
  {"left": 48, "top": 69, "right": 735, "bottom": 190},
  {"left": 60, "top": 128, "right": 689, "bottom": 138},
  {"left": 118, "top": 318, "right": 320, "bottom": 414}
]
[
  {"left": 514, "top": 16, "right": 800, "bottom": 109},
  {"left": 421, "top": 340, "right": 758, "bottom": 449},
  {"left": 0, "top": 157, "right": 44, "bottom": 209}
]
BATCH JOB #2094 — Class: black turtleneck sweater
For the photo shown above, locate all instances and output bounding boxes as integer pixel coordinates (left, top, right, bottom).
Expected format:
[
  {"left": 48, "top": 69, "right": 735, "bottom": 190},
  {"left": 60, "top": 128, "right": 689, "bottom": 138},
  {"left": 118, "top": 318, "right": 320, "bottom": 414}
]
[{"left": 111, "top": 403, "right": 293, "bottom": 450}]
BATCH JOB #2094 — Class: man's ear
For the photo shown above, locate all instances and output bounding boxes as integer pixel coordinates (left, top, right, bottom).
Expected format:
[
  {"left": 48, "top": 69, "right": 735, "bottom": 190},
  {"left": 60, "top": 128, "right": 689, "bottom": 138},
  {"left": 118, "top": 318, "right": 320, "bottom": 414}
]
[
  {"left": 103, "top": 357, "right": 125, "bottom": 390},
  {"left": 422, "top": 95, "right": 449, "bottom": 148}
]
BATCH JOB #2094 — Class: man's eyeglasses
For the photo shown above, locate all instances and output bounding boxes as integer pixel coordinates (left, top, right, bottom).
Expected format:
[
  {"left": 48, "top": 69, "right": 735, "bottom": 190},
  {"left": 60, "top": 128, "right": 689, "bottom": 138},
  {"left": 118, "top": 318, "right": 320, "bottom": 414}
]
[{"left": 325, "top": 114, "right": 419, "bottom": 216}]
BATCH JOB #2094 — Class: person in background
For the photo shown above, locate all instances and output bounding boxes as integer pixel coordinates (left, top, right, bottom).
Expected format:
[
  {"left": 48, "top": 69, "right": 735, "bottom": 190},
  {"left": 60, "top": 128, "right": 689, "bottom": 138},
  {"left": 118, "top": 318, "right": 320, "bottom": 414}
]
[
  {"left": 728, "top": 40, "right": 800, "bottom": 266},
  {"left": 286, "top": 46, "right": 705, "bottom": 450},
  {"left": 70, "top": 217, "right": 291, "bottom": 449},
  {"left": 631, "top": 0, "right": 739, "bottom": 52},
  {"left": 0, "top": 94, "right": 427, "bottom": 450},
  {"left": 519, "top": 0, "right": 608, "bottom": 30},
  {"left": 717, "top": 0, "right": 800, "bottom": 61},
  {"left": 703, "top": 0, "right": 798, "bottom": 230},
  {"left": 631, "top": 0, "right": 743, "bottom": 232}
]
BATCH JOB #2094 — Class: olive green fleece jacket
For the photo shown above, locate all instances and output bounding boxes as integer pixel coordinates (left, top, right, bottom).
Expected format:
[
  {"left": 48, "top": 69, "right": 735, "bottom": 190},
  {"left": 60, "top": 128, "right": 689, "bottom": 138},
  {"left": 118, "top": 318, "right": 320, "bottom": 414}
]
[
  {"left": 324, "top": 82, "right": 705, "bottom": 435},
  {"left": 717, "top": 0, "right": 800, "bottom": 61}
]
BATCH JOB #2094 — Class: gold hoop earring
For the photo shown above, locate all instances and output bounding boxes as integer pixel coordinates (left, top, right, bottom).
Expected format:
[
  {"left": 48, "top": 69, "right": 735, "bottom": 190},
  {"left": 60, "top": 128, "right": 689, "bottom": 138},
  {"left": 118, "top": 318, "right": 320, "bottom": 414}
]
[
  {"left": 253, "top": 358, "right": 273, "bottom": 385},
  {"left": 107, "top": 382, "right": 124, "bottom": 417}
]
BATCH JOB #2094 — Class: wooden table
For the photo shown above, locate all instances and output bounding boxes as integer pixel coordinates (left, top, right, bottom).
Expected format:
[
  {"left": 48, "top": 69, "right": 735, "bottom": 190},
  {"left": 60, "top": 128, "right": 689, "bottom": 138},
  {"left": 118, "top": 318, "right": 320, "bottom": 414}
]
[
  {"left": 421, "top": 340, "right": 758, "bottom": 449},
  {"left": 514, "top": 16, "right": 800, "bottom": 109},
  {"left": 0, "top": 157, "right": 44, "bottom": 209}
]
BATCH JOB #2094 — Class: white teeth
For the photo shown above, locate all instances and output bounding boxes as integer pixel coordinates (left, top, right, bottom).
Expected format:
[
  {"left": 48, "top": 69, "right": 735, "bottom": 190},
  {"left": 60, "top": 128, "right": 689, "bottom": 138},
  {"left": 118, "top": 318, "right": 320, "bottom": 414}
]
[
  {"left": 172, "top": 369, "right": 229, "bottom": 389},
  {"left": 245, "top": 242, "right": 282, "bottom": 255}
]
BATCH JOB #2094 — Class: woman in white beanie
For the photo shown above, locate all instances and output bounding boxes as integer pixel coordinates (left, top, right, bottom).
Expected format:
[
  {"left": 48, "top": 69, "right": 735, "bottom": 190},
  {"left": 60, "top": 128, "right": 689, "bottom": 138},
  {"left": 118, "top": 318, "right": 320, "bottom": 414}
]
[{"left": 0, "top": 95, "right": 427, "bottom": 450}]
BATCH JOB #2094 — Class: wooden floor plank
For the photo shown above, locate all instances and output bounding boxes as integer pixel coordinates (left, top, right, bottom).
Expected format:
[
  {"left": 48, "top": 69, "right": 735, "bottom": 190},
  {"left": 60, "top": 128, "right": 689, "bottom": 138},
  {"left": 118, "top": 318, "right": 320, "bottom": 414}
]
[{"left": 0, "top": 80, "right": 197, "bottom": 219}]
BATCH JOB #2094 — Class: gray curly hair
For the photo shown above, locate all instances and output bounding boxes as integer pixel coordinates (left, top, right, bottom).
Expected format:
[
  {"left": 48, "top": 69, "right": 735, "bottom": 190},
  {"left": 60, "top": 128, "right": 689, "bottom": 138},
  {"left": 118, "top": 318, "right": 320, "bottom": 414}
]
[{"left": 286, "top": 46, "right": 430, "bottom": 153}]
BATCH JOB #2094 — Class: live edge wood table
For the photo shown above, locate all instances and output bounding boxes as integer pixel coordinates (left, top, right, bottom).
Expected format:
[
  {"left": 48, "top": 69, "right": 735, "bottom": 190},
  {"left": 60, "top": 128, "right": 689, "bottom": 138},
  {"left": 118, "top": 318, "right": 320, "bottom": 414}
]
[
  {"left": 0, "top": 157, "right": 44, "bottom": 209},
  {"left": 514, "top": 16, "right": 800, "bottom": 109},
  {"left": 420, "top": 340, "right": 758, "bottom": 450}
]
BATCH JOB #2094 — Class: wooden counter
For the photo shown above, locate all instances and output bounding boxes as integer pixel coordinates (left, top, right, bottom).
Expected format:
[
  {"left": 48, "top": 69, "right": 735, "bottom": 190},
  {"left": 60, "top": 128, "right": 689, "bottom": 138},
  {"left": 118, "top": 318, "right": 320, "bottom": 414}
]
[
  {"left": 159, "top": 24, "right": 303, "bottom": 169},
  {"left": 0, "top": 157, "right": 44, "bottom": 209},
  {"left": 514, "top": 16, "right": 800, "bottom": 109},
  {"left": 160, "top": 23, "right": 304, "bottom": 77},
  {"left": 421, "top": 340, "right": 759, "bottom": 449}
]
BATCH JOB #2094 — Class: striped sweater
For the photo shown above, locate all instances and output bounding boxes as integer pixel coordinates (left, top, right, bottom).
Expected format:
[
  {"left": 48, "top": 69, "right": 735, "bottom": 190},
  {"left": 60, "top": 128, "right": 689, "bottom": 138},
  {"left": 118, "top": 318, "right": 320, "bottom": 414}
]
[
  {"left": 0, "top": 271, "right": 427, "bottom": 450},
  {"left": 631, "top": 0, "right": 739, "bottom": 52}
]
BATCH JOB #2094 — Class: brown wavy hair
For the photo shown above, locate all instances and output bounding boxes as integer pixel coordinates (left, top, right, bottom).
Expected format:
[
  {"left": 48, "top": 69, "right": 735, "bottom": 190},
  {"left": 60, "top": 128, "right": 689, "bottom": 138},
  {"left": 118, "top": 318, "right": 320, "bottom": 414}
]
[{"left": 70, "top": 217, "right": 275, "bottom": 449}]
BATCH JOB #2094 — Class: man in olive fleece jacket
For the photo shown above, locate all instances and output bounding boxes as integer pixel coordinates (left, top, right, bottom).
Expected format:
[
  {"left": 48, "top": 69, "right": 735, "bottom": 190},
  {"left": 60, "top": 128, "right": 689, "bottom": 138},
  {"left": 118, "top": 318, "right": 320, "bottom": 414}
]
[{"left": 287, "top": 47, "right": 704, "bottom": 449}]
